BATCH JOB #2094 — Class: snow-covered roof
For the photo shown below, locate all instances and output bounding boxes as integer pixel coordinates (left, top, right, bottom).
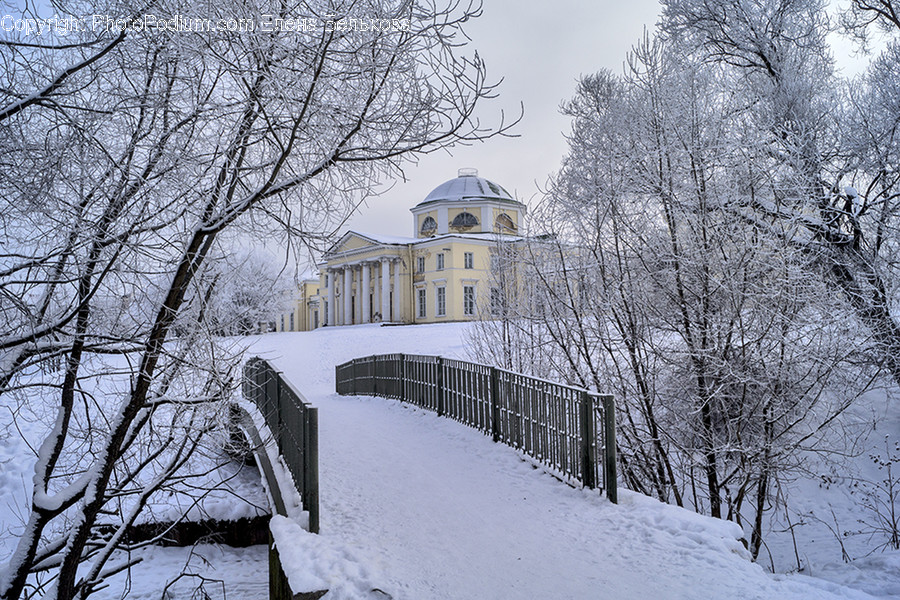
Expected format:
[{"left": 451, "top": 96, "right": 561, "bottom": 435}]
[
  {"left": 362, "top": 232, "right": 418, "bottom": 245},
  {"left": 415, "top": 169, "right": 521, "bottom": 208}
]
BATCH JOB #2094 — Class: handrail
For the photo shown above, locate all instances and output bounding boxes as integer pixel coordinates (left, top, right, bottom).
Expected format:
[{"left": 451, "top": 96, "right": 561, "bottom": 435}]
[
  {"left": 243, "top": 357, "right": 319, "bottom": 531},
  {"left": 335, "top": 354, "right": 617, "bottom": 503}
]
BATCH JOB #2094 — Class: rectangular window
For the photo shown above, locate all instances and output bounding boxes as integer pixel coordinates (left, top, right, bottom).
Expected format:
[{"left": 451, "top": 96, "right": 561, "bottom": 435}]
[
  {"left": 417, "top": 256, "right": 426, "bottom": 273},
  {"left": 280, "top": 315, "right": 284, "bottom": 331},
  {"left": 436, "top": 253, "right": 445, "bottom": 271},
  {"left": 289, "top": 312, "right": 295, "bottom": 331},
  {"left": 491, "top": 287, "right": 502, "bottom": 317},
  {"left": 418, "top": 288, "right": 427, "bottom": 318},
  {"left": 436, "top": 287, "right": 446, "bottom": 316},
  {"left": 463, "top": 285, "right": 475, "bottom": 316},
  {"left": 464, "top": 252, "right": 474, "bottom": 269}
]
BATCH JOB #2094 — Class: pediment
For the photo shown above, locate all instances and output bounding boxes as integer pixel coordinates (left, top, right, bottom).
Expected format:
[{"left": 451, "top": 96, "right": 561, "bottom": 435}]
[{"left": 325, "top": 232, "right": 381, "bottom": 257}]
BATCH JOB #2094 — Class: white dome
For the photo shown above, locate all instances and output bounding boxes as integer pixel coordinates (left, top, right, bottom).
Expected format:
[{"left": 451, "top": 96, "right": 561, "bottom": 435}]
[{"left": 419, "top": 169, "right": 515, "bottom": 206}]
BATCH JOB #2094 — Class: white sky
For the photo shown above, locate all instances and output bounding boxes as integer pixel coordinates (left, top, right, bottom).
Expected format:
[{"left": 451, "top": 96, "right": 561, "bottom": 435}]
[{"left": 344, "top": 0, "right": 663, "bottom": 238}]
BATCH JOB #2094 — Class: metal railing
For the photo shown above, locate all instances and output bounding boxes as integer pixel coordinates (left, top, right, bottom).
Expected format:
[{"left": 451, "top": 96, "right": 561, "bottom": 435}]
[
  {"left": 335, "top": 354, "right": 617, "bottom": 503},
  {"left": 243, "top": 357, "right": 319, "bottom": 532}
]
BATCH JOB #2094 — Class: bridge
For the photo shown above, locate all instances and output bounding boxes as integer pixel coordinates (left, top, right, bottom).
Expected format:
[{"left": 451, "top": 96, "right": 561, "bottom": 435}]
[{"left": 237, "top": 353, "right": 616, "bottom": 599}]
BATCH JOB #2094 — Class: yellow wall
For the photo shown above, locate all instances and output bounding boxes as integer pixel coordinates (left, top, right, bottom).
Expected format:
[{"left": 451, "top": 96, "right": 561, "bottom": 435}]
[{"left": 412, "top": 240, "right": 494, "bottom": 323}]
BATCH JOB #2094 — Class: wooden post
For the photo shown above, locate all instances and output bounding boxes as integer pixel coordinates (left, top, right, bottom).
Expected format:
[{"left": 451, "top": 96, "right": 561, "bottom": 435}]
[
  {"left": 305, "top": 407, "right": 320, "bottom": 533},
  {"left": 601, "top": 394, "right": 617, "bottom": 504},
  {"left": 436, "top": 357, "right": 445, "bottom": 417},
  {"left": 490, "top": 367, "right": 501, "bottom": 443},
  {"left": 580, "top": 392, "right": 597, "bottom": 489}
]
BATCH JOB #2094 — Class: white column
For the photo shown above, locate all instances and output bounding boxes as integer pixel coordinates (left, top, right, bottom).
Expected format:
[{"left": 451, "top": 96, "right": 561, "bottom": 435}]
[
  {"left": 373, "top": 262, "right": 381, "bottom": 321},
  {"left": 327, "top": 270, "right": 335, "bottom": 326},
  {"left": 361, "top": 263, "right": 371, "bottom": 323},
  {"left": 343, "top": 267, "right": 352, "bottom": 326},
  {"left": 392, "top": 259, "right": 401, "bottom": 322},
  {"left": 337, "top": 268, "right": 343, "bottom": 325},
  {"left": 353, "top": 265, "right": 362, "bottom": 325},
  {"left": 381, "top": 258, "right": 390, "bottom": 322}
]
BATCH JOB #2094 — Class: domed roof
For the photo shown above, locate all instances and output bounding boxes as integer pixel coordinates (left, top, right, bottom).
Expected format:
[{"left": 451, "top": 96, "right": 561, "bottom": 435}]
[{"left": 418, "top": 169, "right": 516, "bottom": 206}]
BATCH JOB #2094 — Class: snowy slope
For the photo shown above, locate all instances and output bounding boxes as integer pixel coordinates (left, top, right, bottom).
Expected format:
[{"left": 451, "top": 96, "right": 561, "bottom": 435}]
[
  {"left": 246, "top": 323, "right": 893, "bottom": 600},
  {"left": 3, "top": 322, "right": 895, "bottom": 599}
]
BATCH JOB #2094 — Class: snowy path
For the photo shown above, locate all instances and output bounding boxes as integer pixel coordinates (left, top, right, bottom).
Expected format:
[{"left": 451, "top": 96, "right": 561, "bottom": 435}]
[{"left": 252, "top": 325, "right": 879, "bottom": 600}]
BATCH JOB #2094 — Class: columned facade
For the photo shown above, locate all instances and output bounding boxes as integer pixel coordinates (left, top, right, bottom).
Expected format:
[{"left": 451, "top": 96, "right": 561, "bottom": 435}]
[{"left": 283, "top": 169, "right": 526, "bottom": 331}]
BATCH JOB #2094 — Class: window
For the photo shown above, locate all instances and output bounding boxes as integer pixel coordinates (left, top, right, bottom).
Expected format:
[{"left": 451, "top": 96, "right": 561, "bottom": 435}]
[
  {"left": 417, "top": 288, "right": 427, "bottom": 318},
  {"left": 463, "top": 285, "right": 475, "bottom": 316},
  {"left": 451, "top": 212, "right": 479, "bottom": 229},
  {"left": 436, "top": 286, "right": 446, "bottom": 317},
  {"left": 436, "top": 253, "right": 445, "bottom": 271},
  {"left": 491, "top": 287, "right": 502, "bottom": 316},
  {"left": 417, "top": 256, "right": 426, "bottom": 273},
  {"left": 289, "top": 312, "right": 295, "bottom": 331},
  {"left": 464, "top": 252, "right": 474, "bottom": 269},
  {"left": 495, "top": 213, "right": 517, "bottom": 232},
  {"left": 420, "top": 216, "right": 437, "bottom": 236},
  {"left": 280, "top": 315, "right": 284, "bottom": 331}
]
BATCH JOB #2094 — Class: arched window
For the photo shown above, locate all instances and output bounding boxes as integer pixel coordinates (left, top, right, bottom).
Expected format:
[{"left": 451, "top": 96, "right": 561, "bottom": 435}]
[
  {"left": 451, "top": 212, "right": 479, "bottom": 229},
  {"left": 420, "top": 216, "right": 437, "bottom": 236},
  {"left": 495, "top": 213, "right": 516, "bottom": 232}
]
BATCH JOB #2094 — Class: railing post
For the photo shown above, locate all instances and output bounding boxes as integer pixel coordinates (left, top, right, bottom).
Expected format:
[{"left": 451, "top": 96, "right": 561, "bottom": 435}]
[
  {"left": 436, "top": 357, "right": 445, "bottom": 417},
  {"left": 601, "top": 394, "right": 617, "bottom": 504},
  {"left": 580, "top": 392, "right": 597, "bottom": 489},
  {"left": 276, "top": 370, "right": 285, "bottom": 458},
  {"left": 490, "top": 367, "right": 501, "bottom": 443},
  {"left": 372, "top": 356, "right": 378, "bottom": 397},
  {"left": 305, "top": 407, "right": 320, "bottom": 533},
  {"left": 399, "top": 353, "right": 407, "bottom": 403}
]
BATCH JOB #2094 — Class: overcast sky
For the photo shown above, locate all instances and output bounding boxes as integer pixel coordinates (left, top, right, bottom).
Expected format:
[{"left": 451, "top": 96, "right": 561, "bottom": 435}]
[{"left": 344, "top": 0, "right": 663, "bottom": 238}]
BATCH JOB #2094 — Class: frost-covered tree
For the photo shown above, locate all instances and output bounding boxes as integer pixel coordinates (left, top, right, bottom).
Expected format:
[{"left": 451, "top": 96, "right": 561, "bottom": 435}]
[
  {"left": 662, "top": 0, "right": 900, "bottom": 386},
  {"left": 481, "top": 32, "right": 878, "bottom": 560},
  {"left": 0, "top": 0, "right": 507, "bottom": 597}
]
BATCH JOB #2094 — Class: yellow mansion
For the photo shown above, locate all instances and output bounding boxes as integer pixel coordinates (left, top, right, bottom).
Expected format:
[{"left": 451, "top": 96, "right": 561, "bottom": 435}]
[{"left": 278, "top": 169, "right": 526, "bottom": 331}]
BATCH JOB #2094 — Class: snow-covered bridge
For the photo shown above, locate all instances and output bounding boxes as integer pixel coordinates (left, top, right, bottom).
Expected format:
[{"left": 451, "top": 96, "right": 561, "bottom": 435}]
[{"left": 246, "top": 323, "right": 878, "bottom": 600}]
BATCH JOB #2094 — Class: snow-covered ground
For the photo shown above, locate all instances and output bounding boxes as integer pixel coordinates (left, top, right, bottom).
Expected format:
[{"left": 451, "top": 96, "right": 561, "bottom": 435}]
[
  {"left": 3, "top": 322, "right": 898, "bottom": 599},
  {"left": 247, "top": 323, "right": 900, "bottom": 600}
]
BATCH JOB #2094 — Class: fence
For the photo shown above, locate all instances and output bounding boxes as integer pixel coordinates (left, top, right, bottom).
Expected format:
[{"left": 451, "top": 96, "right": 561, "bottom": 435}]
[
  {"left": 335, "top": 354, "right": 617, "bottom": 503},
  {"left": 242, "top": 357, "right": 319, "bottom": 533}
]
